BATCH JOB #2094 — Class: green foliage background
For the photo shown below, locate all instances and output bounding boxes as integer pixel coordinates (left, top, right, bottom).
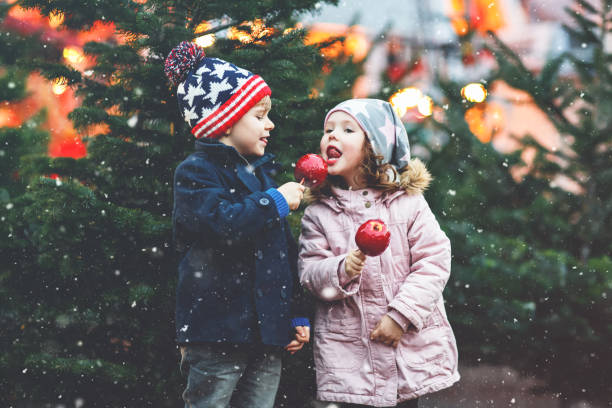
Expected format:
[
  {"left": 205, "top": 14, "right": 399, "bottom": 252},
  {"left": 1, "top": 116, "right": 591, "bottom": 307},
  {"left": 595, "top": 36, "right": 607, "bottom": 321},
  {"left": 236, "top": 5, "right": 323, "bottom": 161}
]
[{"left": 1, "top": 0, "right": 611, "bottom": 406}]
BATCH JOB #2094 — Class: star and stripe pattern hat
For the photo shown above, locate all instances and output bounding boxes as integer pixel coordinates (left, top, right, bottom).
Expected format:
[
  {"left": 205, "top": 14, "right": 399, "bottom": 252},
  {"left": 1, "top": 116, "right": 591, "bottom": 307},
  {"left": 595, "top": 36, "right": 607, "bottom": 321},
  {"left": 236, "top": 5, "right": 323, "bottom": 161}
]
[{"left": 164, "top": 41, "right": 271, "bottom": 139}]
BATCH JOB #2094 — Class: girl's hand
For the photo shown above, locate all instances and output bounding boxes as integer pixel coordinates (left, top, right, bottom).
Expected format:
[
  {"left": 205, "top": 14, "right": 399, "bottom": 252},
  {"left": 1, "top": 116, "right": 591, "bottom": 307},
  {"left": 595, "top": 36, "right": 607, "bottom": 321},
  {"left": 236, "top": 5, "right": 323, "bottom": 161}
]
[
  {"left": 345, "top": 249, "right": 366, "bottom": 279},
  {"left": 370, "top": 315, "right": 403, "bottom": 348}
]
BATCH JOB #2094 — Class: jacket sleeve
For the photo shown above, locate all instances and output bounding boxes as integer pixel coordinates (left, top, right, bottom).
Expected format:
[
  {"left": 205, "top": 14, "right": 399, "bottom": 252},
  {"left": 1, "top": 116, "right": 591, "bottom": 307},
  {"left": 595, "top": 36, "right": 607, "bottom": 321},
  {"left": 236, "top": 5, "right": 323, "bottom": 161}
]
[
  {"left": 173, "top": 158, "right": 286, "bottom": 244},
  {"left": 298, "top": 207, "right": 362, "bottom": 301},
  {"left": 387, "top": 194, "right": 451, "bottom": 332}
]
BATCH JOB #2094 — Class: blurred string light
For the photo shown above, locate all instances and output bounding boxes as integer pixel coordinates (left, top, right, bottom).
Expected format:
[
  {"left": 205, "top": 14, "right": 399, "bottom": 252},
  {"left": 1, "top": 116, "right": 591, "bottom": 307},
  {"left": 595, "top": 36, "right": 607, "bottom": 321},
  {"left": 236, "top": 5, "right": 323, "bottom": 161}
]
[
  {"left": 304, "top": 24, "right": 369, "bottom": 62},
  {"left": 48, "top": 10, "right": 64, "bottom": 28},
  {"left": 0, "top": 107, "right": 18, "bottom": 127},
  {"left": 389, "top": 87, "right": 433, "bottom": 118},
  {"left": 52, "top": 76, "right": 68, "bottom": 95},
  {"left": 228, "top": 19, "right": 273, "bottom": 44},
  {"left": 194, "top": 21, "right": 216, "bottom": 48},
  {"left": 464, "top": 103, "right": 504, "bottom": 143},
  {"left": 417, "top": 95, "right": 433, "bottom": 117},
  {"left": 63, "top": 46, "right": 84, "bottom": 64},
  {"left": 461, "top": 83, "right": 487, "bottom": 103},
  {"left": 389, "top": 87, "right": 422, "bottom": 117},
  {"left": 283, "top": 22, "right": 303, "bottom": 35}
]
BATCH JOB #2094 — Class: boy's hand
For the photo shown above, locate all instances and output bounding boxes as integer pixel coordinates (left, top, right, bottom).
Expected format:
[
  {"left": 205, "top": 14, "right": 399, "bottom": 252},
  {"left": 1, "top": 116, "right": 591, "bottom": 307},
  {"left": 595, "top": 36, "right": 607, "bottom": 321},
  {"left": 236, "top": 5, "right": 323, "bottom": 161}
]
[
  {"left": 370, "top": 315, "right": 404, "bottom": 348},
  {"left": 277, "top": 182, "right": 305, "bottom": 210},
  {"left": 285, "top": 326, "right": 310, "bottom": 355},
  {"left": 345, "top": 249, "right": 366, "bottom": 279}
]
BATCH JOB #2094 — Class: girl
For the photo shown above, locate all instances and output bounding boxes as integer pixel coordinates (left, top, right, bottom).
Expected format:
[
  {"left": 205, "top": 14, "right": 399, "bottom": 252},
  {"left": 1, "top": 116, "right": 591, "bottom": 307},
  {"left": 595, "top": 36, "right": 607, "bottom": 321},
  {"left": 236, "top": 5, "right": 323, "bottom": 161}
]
[{"left": 298, "top": 99, "right": 459, "bottom": 407}]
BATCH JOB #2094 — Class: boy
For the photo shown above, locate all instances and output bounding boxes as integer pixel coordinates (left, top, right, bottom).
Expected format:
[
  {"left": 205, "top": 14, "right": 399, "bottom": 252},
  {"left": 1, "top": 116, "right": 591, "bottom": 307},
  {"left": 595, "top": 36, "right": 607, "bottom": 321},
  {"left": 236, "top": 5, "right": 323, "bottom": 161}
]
[{"left": 164, "top": 42, "right": 310, "bottom": 408}]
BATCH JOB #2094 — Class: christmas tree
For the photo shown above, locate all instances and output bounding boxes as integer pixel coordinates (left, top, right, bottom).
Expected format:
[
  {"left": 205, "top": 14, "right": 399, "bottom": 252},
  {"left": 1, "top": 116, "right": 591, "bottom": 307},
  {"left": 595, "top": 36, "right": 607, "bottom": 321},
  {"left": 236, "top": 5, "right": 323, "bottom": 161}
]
[
  {"left": 420, "top": 0, "right": 612, "bottom": 403},
  {"left": 0, "top": 0, "right": 345, "bottom": 406}
]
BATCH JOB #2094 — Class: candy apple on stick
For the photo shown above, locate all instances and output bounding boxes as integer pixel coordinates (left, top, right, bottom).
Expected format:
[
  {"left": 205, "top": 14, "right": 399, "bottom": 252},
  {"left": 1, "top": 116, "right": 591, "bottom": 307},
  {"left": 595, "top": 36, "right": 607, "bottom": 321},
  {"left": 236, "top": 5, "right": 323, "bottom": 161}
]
[
  {"left": 355, "top": 219, "right": 391, "bottom": 257},
  {"left": 294, "top": 154, "right": 327, "bottom": 187}
]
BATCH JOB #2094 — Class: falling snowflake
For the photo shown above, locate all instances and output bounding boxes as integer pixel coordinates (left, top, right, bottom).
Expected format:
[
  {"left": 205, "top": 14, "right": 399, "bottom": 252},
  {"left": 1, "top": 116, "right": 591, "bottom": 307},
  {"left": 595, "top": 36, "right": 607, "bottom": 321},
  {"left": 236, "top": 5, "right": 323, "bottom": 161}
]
[{"left": 321, "top": 287, "right": 338, "bottom": 300}]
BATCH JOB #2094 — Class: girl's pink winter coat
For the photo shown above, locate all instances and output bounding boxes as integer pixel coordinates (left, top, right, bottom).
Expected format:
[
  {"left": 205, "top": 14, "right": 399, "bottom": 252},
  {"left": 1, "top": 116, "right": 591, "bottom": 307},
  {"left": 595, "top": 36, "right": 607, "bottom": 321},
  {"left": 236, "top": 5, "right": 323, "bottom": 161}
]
[{"left": 298, "top": 162, "right": 459, "bottom": 407}]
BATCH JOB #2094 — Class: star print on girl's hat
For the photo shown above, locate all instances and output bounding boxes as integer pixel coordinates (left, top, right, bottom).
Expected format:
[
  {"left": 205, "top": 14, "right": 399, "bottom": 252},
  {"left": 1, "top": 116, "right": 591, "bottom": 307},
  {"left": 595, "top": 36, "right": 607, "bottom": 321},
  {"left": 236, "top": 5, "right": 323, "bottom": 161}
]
[{"left": 164, "top": 41, "right": 271, "bottom": 139}]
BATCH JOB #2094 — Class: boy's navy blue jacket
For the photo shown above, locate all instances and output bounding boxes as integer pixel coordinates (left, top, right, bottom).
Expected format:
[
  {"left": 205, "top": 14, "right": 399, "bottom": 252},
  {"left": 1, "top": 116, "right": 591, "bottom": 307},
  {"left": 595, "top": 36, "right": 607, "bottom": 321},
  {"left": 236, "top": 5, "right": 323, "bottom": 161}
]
[{"left": 173, "top": 138, "right": 309, "bottom": 347}]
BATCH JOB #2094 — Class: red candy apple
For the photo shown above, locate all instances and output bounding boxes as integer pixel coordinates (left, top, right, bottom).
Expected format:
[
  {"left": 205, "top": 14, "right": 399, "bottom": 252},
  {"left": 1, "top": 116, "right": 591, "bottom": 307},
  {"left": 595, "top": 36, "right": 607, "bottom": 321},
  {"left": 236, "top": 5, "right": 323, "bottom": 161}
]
[
  {"left": 355, "top": 219, "right": 391, "bottom": 257},
  {"left": 294, "top": 153, "right": 328, "bottom": 187}
]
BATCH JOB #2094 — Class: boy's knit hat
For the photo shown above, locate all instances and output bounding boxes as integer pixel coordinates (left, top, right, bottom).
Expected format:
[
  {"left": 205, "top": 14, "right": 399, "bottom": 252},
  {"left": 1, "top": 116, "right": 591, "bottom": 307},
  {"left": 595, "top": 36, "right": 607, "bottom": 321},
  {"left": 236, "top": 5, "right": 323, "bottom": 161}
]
[{"left": 164, "top": 41, "right": 271, "bottom": 139}]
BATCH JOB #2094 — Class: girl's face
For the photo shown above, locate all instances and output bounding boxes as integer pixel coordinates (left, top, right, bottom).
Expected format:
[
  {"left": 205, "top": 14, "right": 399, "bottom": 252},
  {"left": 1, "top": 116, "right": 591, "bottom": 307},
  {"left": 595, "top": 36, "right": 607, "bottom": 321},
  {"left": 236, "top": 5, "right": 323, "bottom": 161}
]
[{"left": 320, "top": 111, "right": 367, "bottom": 188}]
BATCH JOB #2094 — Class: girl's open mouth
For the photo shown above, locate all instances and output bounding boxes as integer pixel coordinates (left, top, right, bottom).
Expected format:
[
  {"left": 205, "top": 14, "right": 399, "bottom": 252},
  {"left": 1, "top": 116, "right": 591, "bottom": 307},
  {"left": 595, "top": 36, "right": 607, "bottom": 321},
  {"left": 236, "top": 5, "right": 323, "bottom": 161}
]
[{"left": 326, "top": 146, "right": 342, "bottom": 164}]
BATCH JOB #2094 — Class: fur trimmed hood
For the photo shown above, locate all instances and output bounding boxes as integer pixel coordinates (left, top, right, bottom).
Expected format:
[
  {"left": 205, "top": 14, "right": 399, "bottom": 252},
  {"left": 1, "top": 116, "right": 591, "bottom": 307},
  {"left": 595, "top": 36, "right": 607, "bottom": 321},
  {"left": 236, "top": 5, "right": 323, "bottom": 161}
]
[{"left": 397, "top": 157, "right": 432, "bottom": 195}]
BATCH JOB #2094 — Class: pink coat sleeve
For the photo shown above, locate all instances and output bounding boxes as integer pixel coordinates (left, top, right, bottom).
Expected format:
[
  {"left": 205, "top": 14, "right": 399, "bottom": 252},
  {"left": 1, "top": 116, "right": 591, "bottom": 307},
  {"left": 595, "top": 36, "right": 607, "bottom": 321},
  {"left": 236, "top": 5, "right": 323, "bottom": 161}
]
[
  {"left": 298, "top": 208, "right": 362, "bottom": 301},
  {"left": 388, "top": 195, "right": 451, "bottom": 331}
]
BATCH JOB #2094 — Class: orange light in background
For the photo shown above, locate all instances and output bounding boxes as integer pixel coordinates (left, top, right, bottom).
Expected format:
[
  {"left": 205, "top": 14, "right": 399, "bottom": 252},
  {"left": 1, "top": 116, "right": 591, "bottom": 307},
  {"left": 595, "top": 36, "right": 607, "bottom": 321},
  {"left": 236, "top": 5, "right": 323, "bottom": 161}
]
[
  {"left": 0, "top": 107, "right": 19, "bottom": 127},
  {"left": 7, "top": 5, "right": 36, "bottom": 19},
  {"left": 470, "top": 0, "right": 505, "bottom": 33},
  {"left": 283, "top": 22, "right": 303, "bottom": 35},
  {"left": 51, "top": 77, "right": 69, "bottom": 95},
  {"left": 390, "top": 87, "right": 423, "bottom": 117},
  {"left": 461, "top": 83, "right": 487, "bottom": 103},
  {"left": 48, "top": 10, "right": 64, "bottom": 28},
  {"left": 195, "top": 21, "right": 211, "bottom": 33},
  {"left": 464, "top": 102, "right": 504, "bottom": 143},
  {"left": 78, "top": 20, "right": 116, "bottom": 44},
  {"left": 417, "top": 95, "right": 433, "bottom": 117},
  {"left": 450, "top": 0, "right": 465, "bottom": 14},
  {"left": 451, "top": 17, "right": 469, "bottom": 36},
  {"left": 194, "top": 21, "right": 215, "bottom": 48},
  {"left": 450, "top": 0, "right": 505, "bottom": 35},
  {"left": 227, "top": 27, "right": 252, "bottom": 43},
  {"left": 343, "top": 32, "right": 369, "bottom": 61},
  {"left": 63, "top": 46, "right": 84, "bottom": 64},
  {"left": 48, "top": 135, "right": 87, "bottom": 158},
  {"left": 304, "top": 23, "right": 370, "bottom": 62},
  {"left": 449, "top": 0, "right": 468, "bottom": 36},
  {"left": 228, "top": 19, "right": 274, "bottom": 44}
]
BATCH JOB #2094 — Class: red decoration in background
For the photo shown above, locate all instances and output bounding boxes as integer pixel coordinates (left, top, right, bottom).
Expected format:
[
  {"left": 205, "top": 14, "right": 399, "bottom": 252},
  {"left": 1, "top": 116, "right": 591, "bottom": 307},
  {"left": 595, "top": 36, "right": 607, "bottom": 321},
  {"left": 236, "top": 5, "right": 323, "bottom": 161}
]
[
  {"left": 48, "top": 135, "right": 87, "bottom": 158},
  {"left": 1, "top": 5, "right": 118, "bottom": 159},
  {"left": 386, "top": 63, "right": 408, "bottom": 83}
]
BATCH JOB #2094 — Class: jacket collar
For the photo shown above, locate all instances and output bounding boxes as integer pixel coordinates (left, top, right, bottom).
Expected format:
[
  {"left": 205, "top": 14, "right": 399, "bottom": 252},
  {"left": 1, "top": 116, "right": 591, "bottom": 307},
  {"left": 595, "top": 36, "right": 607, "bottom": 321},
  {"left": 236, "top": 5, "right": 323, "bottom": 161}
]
[
  {"left": 195, "top": 138, "right": 275, "bottom": 193},
  {"left": 319, "top": 187, "right": 405, "bottom": 213}
]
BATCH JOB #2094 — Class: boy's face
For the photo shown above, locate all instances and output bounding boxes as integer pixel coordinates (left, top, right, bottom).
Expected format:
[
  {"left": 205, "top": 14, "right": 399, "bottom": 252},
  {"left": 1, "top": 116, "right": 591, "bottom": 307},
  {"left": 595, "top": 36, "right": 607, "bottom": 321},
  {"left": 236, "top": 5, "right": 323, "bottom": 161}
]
[{"left": 220, "top": 97, "right": 274, "bottom": 157}]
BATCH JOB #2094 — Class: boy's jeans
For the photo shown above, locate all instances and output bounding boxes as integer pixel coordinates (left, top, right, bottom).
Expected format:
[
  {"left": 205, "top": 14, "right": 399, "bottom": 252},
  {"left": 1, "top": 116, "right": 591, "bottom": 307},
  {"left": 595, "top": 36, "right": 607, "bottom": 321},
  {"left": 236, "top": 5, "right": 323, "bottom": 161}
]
[{"left": 180, "top": 342, "right": 282, "bottom": 408}]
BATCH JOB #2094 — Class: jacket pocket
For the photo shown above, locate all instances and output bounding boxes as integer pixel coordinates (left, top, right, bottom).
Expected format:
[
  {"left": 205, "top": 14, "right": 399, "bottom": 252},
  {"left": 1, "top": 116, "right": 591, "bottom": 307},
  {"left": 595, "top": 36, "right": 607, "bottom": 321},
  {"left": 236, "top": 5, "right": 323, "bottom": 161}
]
[
  {"left": 397, "top": 305, "right": 447, "bottom": 366},
  {"left": 397, "top": 325, "right": 451, "bottom": 366},
  {"left": 314, "top": 321, "right": 365, "bottom": 371}
]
